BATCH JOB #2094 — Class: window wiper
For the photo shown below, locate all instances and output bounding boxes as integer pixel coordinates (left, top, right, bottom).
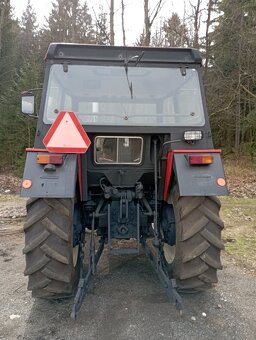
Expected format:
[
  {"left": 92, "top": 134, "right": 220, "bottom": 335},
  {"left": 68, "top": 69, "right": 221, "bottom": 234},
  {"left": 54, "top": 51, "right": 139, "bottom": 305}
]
[{"left": 124, "top": 51, "right": 144, "bottom": 99}]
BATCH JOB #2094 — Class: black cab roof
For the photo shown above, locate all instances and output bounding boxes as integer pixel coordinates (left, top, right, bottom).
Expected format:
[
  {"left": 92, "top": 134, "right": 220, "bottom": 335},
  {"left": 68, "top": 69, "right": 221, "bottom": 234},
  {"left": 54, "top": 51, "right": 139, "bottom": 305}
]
[{"left": 46, "top": 43, "right": 202, "bottom": 64}]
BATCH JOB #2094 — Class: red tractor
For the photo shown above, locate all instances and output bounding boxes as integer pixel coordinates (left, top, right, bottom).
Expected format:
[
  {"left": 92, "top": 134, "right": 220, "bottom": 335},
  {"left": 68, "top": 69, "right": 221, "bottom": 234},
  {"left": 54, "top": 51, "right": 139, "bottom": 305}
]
[{"left": 21, "top": 44, "right": 227, "bottom": 317}]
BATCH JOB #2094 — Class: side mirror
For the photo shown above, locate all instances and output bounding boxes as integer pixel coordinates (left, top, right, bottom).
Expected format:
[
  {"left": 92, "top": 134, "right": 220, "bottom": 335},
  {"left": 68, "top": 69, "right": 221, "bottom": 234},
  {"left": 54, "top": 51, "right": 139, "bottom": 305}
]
[{"left": 21, "top": 91, "right": 35, "bottom": 115}]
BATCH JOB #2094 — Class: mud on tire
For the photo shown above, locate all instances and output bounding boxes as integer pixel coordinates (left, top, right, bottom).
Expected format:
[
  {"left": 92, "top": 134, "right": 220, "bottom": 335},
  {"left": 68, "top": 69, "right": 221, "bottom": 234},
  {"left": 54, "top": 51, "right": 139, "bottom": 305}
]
[
  {"left": 23, "top": 198, "right": 79, "bottom": 298},
  {"left": 170, "top": 184, "right": 225, "bottom": 292}
]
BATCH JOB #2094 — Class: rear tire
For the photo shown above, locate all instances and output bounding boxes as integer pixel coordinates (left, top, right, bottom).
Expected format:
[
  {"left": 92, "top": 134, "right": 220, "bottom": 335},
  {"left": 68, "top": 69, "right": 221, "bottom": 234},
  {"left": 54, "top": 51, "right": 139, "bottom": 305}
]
[
  {"left": 169, "top": 184, "right": 224, "bottom": 292},
  {"left": 23, "top": 198, "right": 80, "bottom": 298}
]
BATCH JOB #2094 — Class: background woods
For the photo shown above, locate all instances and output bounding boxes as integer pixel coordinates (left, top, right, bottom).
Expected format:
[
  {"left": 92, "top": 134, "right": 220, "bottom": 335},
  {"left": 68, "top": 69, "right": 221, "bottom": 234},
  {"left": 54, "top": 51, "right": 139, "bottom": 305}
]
[{"left": 0, "top": 0, "right": 255, "bottom": 174}]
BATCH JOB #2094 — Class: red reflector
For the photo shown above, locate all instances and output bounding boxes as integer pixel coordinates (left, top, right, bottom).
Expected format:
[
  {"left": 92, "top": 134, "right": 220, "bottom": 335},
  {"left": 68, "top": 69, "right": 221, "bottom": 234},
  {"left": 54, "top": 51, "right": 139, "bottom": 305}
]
[
  {"left": 188, "top": 155, "right": 213, "bottom": 165},
  {"left": 217, "top": 178, "right": 226, "bottom": 187},
  {"left": 43, "top": 111, "right": 91, "bottom": 153},
  {"left": 37, "top": 154, "right": 63, "bottom": 165},
  {"left": 22, "top": 179, "right": 32, "bottom": 189}
]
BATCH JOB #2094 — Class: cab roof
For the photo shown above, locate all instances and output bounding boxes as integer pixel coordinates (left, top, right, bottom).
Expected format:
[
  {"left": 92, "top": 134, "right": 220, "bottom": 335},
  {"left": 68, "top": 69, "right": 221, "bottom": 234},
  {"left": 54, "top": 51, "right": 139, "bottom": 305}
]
[{"left": 46, "top": 43, "right": 202, "bottom": 64}]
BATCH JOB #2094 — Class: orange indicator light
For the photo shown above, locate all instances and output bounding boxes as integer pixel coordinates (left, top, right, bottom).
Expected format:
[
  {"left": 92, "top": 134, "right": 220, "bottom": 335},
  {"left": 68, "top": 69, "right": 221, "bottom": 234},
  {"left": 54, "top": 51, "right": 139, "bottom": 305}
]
[
  {"left": 217, "top": 178, "right": 226, "bottom": 187},
  {"left": 22, "top": 179, "right": 32, "bottom": 189},
  {"left": 37, "top": 154, "right": 63, "bottom": 165}
]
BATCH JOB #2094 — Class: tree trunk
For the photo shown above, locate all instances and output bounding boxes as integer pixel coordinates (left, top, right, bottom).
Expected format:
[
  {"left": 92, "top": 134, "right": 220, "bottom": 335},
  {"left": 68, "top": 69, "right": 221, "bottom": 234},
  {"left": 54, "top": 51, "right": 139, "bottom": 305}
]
[
  {"left": 192, "top": 0, "right": 201, "bottom": 49},
  {"left": 204, "top": 0, "right": 214, "bottom": 77},
  {"left": 0, "top": 0, "right": 8, "bottom": 57},
  {"left": 144, "top": 0, "right": 150, "bottom": 46},
  {"left": 110, "top": 0, "right": 115, "bottom": 45},
  {"left": 71, "top": 1, "right": 77, "bottom": 42},
  {"left": 143, "top": 0, "right": 163, "bottom": 46},
  {"left": 235, "top": 12, "right": 244, "bottom": 155},
  {"left": 121, "top": 0, "right": 126, "bottom": 46}
]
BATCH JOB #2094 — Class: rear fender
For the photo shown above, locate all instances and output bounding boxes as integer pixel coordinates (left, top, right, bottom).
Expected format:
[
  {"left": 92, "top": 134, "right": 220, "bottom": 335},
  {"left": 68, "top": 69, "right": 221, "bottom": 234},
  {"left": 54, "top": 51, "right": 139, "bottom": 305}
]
[
  {"left": 164, "top": 150, "right": 228, "bottom": 199},
  {"left": 21, "top": 149, "right": 78, "bottom": 198}
]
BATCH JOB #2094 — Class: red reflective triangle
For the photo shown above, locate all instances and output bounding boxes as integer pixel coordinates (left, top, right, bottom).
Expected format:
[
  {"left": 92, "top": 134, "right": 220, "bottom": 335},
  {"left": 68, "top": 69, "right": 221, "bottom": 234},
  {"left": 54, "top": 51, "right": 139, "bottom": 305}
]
[{"left": 43, "top": 111, "right": 91, "bottom": 153}]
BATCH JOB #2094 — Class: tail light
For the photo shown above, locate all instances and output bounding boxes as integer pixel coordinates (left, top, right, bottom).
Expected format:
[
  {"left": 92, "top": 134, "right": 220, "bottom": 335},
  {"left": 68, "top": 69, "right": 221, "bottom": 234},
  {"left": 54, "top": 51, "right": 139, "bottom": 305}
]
[
  {"left": 188, "top": 155, "right": 213, "bottom": 165},
  {"left": 37, "top": 154, "right": 63, "bottom": 165}
]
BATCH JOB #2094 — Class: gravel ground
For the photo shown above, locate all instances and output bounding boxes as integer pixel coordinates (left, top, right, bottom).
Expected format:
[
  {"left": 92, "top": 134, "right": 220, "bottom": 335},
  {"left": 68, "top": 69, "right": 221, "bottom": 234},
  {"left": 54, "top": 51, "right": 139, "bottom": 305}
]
[{"left": 0, "top": 195, "right": 256, "bottom": 340}]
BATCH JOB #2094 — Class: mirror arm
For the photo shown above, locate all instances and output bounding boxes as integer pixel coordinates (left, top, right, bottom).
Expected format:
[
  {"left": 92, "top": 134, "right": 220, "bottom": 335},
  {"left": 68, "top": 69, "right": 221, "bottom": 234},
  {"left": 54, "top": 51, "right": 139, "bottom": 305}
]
[{"left": 21, "top": 112, "right": 39, "bottom": 118}]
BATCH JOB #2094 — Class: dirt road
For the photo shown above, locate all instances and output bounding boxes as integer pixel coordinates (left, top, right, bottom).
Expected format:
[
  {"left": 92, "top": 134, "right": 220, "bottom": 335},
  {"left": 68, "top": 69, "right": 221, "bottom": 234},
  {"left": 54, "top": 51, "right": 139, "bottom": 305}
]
[{"left": 0, "top": 195, "right": 256, "bottom": 340}]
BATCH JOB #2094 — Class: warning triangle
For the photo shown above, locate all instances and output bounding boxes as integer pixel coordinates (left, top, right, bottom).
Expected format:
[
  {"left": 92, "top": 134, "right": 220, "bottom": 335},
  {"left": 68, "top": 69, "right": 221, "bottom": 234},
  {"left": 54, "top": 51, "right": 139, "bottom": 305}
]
[{"left": 43, "top": 111, "right": 91, "bottom": 153}]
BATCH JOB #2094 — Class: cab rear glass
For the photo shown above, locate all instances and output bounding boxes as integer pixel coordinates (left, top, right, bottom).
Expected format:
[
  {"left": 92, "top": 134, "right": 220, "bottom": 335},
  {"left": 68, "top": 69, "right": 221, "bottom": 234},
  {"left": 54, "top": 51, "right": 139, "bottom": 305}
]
[{"left": 43, "top": 64, "right": 205, "bottom": 127}]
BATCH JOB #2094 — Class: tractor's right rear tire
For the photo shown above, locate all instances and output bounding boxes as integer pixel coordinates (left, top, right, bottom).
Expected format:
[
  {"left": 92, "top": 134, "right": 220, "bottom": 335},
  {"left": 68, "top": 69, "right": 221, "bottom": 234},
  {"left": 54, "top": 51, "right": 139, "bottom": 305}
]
[
  {"left": 169, "top": 184, "right": 225, "bottom": 292},
  {"left": 23, "top": 198, "right": 80, "bottom": 299}
]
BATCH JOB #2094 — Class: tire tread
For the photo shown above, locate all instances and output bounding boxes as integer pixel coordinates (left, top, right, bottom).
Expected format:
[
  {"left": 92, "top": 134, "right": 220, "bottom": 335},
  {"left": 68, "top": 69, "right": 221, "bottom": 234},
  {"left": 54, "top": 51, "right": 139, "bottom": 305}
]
[
  {"left": 23, "top": 198, "right": 78, "bottom": 299},
  {"left": 170, "top": 185, "right": 224, "bottom": 292}
]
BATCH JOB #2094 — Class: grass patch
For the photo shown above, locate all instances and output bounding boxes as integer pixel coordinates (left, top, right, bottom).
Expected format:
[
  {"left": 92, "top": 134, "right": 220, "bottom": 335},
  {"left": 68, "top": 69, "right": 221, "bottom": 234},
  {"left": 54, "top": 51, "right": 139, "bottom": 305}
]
[
  {"left": 223, "top": 157, "right": 256, "bottom": 199},
  {"left": 220, "top": 196, "right": 256, "bottom": 272},
  {"left": 224, "top": 156, "right": 256, "bottom": 179},
  {"left": 0, "top": 194, "right": 25, "bottom": 202},
  {"left": 220, "top": 196, "right": 256, "bottom": 205},
  {"left": 225, "top": 237, "right": 256, "bottom": 256}
]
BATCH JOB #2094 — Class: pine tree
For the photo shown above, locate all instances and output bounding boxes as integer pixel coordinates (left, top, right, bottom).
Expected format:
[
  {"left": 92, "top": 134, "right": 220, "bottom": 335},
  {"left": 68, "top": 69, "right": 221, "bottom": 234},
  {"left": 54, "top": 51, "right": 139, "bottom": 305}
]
[
  {"left": 94, "top": 9, "right": 110, "bottom": 45},
  {"left": 20, "top": 0, "right": 38, "bottom": 56},
  {"left": 46, "top": 0, "right": 95, "bottom": 43},
  {"left": 0, "top": 0, "right": 19, "bottom": 97},
  {"left": 163, "top": 13, "right": 191, "bottom": 47},
  {"left": 0, "top": 1, "right": 41, "bottom": 172},
  {"left": 0, "top": 59, "right": 39, "bottom": 173},
  {"left": 207, "top": 0, "right": 256, "bottom": 155}
]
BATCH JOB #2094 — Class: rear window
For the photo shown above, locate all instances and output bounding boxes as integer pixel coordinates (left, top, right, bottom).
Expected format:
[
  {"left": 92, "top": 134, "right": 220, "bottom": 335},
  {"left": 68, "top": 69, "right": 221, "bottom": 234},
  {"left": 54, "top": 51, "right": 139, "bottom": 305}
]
[{"left": 43, "top": 64, "right": 205, "bottom": 127}]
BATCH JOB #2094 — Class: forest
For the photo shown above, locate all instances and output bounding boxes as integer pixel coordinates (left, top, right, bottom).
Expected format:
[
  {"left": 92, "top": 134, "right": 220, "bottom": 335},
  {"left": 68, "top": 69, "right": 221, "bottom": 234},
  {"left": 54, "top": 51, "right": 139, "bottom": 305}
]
[{"left": 0, "top": 0, "right": 255, "bottom": 174}]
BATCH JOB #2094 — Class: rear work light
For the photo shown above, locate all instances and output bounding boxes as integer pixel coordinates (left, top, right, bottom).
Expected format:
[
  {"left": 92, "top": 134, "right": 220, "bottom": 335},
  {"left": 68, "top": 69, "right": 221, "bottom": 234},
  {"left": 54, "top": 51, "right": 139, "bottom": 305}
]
[
  {"left": 188, "top": 155, "right": 213, "bottom": 165},
  {"left": 37, "top": 154, "right": 63, "bottom": 165},
  {"left": 184, "top": 130, "right": 202, "bottom": 141}
]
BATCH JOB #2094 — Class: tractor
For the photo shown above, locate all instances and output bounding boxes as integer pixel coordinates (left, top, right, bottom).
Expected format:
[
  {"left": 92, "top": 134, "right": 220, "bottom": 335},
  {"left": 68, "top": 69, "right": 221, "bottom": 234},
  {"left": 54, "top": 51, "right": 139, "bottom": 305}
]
[{"left": 21, "top": 43, "right": 227, "bottom": 317}]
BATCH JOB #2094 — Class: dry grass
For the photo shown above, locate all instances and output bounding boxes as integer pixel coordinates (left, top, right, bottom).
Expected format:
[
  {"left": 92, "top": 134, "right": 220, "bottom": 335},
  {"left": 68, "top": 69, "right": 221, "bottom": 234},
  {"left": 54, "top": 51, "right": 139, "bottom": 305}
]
[
  {"left": 224, "top": 156, "right": 256, "bottom": 177},
  {"left": 220, "top": 196, "right": 256, "bottom": 272},
  {"left": 221, "top": 156, "right": 256, "bottom": 271},
  {"left": 223, "top": 157, "right": 256, "bottom": 198}
]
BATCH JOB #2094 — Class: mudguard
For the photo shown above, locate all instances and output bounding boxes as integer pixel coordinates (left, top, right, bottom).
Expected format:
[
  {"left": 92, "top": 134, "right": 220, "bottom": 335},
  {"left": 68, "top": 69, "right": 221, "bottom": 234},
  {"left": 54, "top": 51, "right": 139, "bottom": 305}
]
[
  {"left": 21, "top": 151, "right": 77, "bottom": 198},
  {"left": 164, "top": 150, "right": 228, "bottom": 198}
]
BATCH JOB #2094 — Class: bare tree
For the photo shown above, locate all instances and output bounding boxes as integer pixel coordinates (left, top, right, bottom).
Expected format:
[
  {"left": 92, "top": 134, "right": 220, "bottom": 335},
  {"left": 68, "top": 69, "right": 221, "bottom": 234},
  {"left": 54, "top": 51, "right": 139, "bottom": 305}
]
[
  {"left": 142, "top": 0, "right": 164, "bottom": 46},
  {"left": 151, "top": 20, "right": 165, "bottom": 47},
  {"left": 235, "top": 12, "right": 244, "bottom": 155},
  {"left": 71, "top": 0, "right": 78, "bottom": 43},
  {"left": 190, "top": 0, "right": 202, "bottom": 48},
  {"left": 121, "top": 0, "right": 126, "bottom": 46},
  {"left": 110, "top": 0, "right": 114, "bottom": 45}
]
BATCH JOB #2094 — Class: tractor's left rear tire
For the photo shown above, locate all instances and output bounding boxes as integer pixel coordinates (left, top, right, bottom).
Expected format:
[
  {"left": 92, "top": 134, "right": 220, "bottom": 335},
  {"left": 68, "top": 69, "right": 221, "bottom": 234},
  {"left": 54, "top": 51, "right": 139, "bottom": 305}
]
[
  {"left": 23, "top": 198, "right": 80, "bottom": 299},
  {"left": 167, "top": 184, "right": 225, "bottom": 293}
]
